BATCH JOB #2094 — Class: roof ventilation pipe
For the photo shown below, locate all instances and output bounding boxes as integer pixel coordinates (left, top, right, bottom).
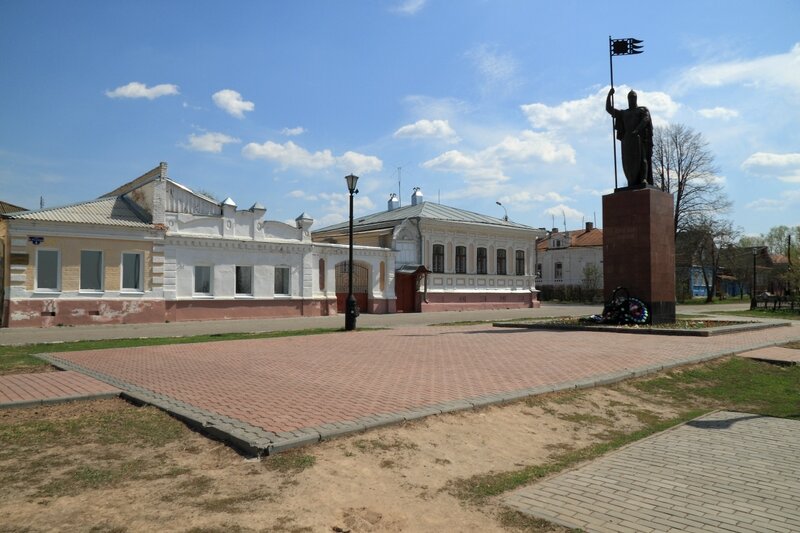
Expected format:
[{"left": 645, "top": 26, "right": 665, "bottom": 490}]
[
  {"left": 411, "top": 187, "right": 423, "bottom": 206},
  {"left": 388, "top": 193, "right": 400, "bottom": 211}
]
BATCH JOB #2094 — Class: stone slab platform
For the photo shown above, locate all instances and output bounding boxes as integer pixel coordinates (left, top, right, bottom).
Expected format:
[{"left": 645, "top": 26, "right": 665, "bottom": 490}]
[
  {"left": 738, "top": 346, "right": 800, "bottom": 364},
  {"left": 505, "top": 411, "right": 800, "bottom": 532},
  {"left": 36, "top": 323, "right": 800, "bottom": 456},
  {"left": 0, "top": 371, "right": 120, "bottom": 408}
]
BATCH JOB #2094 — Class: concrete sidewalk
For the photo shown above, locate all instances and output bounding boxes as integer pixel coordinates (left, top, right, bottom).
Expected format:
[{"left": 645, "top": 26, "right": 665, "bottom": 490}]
[
  {"left": 0, "top": 301, "right": 750, "bottom": 346},
  {"left": 505, "top": 411, "right": 800, "bottom": 532}
]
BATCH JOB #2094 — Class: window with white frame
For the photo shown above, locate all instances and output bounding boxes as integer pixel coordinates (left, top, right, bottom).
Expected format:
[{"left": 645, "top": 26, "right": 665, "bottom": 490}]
[
  {"left": 455, "top": 246, "right": 467, "bottom": 274},
  {"left": 194, "top": 265, "right": 212, "bottom": 295},
  {"left": 515, "top": 250, "right": 525, "bottom": 275},
  {"left": 80, "top": 250, "right": 103, "bottom": 291},
  {"left": 236, "top": 265, "right": 253, "bottom": 295},
  {"left": 121, "top": 252, "right": 143, "bottom": 292},
  {"left": 432, "top": 244, "right": 444, "bottom": 273},
  {"left": 496, "top": 249, "right": 507, "bottom": 275},
  {"left": 274, "top": 266, "right": 290, "bottom": 296},
  {"left": 476, "top": 247, "right": 487, "bottom": 274},
  {"left": 36, "top": 249, "right": 60, "bottom": 291},
  {"left": 554, "top": 262, "right": 563, "bottom": 281}
]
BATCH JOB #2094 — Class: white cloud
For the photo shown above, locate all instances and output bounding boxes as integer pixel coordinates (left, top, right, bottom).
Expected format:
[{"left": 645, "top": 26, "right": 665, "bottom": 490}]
[
  {"left": 698, "top": 107, "right": 739, "bottom": 120},
  {"left": 680, "top": 43, "right": 800, "bottom": 93},
  {"left": 288, "top": 189, "right": 315, "bottom": 200},
  {"left": 466, "top": 44, "right": 519, "bottom": 94},
  {"left": 182, "top": 132, "right": 240, "bottom": 153},
  {"left": 521, "top": 86, "right": 680, "bottom": 131},
  {"left": 393, "top": 119, "right": 460, "bottom": 143},
  {"left": 338, "top": 151, "right": 383, "bottom": 174},
  {"left": 212, "top": 89, "right": 255, "bottom": 118},
  {"left": 403, "top": 95, "right": 469, "bottom": 119},
  {"left": 105, "top": 82, "right": 179, "bottom": 100},
  {"left": 422, "top": 130, "right": 575, "bottom": 195},
  {"left": 281, "top": 126, "right": 306, "bottom": 136},
  {"left": 242, "top": 140, "right": 383, "bottom": 175},
  {"left": 391, "top": 0, "right": 426, "bottom": 15},
  {"left": 487, "top": 131, "right": 575, "bottom": 164},
  {"left": 543, "top": 204, "right": 585, "bottom": 223},
  {"left": 746, "top": 198, "right": 787, "bottom": 211},
  {"left": 742, "top": 152, "right": 800, "bottom": 183},
  {"left": 499, "top": 191, "right": 570, "bottom": 204}
]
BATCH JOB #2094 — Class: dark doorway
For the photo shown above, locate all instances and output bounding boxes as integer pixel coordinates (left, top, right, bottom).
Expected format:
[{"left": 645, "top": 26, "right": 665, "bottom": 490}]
[{"left": 395, "top": 274, "right": 418, "bottom": 313}]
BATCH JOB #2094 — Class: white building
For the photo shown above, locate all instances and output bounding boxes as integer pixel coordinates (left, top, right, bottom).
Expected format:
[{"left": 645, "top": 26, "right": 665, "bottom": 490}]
[
  {"left": 535, "top": 223, "right": 603, "bottom": 300},
  {"left": 313, "top": 188, "right": 545, "bottom": 312},
  {"left": 1, "top": 163, "right": 395, "bottom": 327}
]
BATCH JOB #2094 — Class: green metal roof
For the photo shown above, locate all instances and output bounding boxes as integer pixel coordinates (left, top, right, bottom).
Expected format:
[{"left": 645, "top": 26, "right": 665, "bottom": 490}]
[{"left": 314, "top": 201, "right": 535, "bottom": 233}]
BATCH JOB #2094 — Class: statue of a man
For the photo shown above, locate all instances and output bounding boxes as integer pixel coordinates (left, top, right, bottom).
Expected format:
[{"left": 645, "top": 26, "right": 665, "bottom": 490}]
[{"left": 606, "top": 88, "right": 653, "bottom": 187}]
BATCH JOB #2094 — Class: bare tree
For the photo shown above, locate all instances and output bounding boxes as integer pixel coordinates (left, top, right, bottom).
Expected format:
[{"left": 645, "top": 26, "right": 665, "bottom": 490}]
[
  {"left": 693, "top": 216, "right": 739, "bottom": 303},
  {"left": 653, "top": 124, "right": 730, "bottom": 239}
]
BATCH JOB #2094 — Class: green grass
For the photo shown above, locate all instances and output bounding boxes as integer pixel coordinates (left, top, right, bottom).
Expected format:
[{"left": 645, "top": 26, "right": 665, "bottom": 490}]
[
  {"left": 0, "top": 327, "right": 345, "bottom": 374},
  {"left": 263, "top": 450, "right": 316, "bottom": 474},
  {"left": 716, "top": 308, "right": 800, "bottom": 320},
  {"left": 0, "top": 405, "right": 186, "bottom": 450},
  {"left": 448, "top": 409, "right": 708, "bottom": 503},
  {"left": 633, "top": 357, "right": 800, "bottom": 419},
  {"left": 677, "top": 297, "right": 745, "bottom": 305}
]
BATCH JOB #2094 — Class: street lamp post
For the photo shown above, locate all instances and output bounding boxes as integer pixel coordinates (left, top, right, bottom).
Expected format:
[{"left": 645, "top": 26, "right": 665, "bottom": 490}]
[
  {"left": 345, "top": 174, "right": 359, "bottom": 331},
  {"left": 495, "top": 201, "right": 508, "bottom": 221}
]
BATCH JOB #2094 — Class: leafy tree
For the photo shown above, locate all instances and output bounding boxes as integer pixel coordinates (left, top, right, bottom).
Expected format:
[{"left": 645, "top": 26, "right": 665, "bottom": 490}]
[{"left": 653, "top": 124, "right": 730, "bottom": 240}]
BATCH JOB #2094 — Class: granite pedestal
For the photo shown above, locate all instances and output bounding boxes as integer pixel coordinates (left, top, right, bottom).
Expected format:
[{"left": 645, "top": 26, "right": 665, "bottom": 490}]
[{"left": 603, "top": 187, "right": 676, "bottom": 324}]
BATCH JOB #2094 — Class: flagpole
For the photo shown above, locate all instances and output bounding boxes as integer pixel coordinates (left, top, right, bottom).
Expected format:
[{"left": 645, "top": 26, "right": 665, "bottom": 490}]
[{"left": 609, "top": 36, "right": 618, "bottom": 190}]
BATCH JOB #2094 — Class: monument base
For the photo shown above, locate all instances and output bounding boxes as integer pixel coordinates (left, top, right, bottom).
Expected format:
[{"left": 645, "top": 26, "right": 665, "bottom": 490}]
[{"left": 603, "top": 187, "right": 676, "bottom": 325}]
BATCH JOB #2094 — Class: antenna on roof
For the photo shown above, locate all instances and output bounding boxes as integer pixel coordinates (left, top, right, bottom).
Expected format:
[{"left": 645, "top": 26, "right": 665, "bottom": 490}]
[
  {"left": 397, "top": 167, "right": 402, "bottom": 207},
  {"left": 40, "top": 196, "right": 44, "bottom": 209},
  {"left": 562, "top": 210, "right": 567, "bottom": 232},
  {"left": 594, "top": 211, "right": 597, "bottom": 226}
]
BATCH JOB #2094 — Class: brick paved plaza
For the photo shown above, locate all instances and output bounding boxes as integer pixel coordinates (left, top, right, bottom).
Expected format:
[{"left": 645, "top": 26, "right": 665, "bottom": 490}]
[{"left": 40, "top": 323, "right": 799, "bottom": 452}]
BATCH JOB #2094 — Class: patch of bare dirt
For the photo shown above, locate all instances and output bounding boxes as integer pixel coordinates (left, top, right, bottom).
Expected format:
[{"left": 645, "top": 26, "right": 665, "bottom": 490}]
[{"left": 0, "top": 385, "right": 681, "bottom": 532}]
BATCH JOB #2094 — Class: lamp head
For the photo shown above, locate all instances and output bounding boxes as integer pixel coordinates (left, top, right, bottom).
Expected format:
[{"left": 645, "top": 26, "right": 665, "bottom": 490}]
[{"left": 345, "top": 174, "right": 359, "bottom": 193}]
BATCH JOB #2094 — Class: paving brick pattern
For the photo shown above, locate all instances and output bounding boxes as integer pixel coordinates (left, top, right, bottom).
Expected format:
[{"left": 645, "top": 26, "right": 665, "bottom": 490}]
[
  {"left": 0, "top": 371, "right": 120, "bottom": 407},
  {"left": 505, "top": 411, "right": 800, "bottom": 533},
  {"left": 739, "top": 346, "right": 800, "bottom": 364},
  {"left": 40, "top": 324, "right": 799, "bottom": 451}
]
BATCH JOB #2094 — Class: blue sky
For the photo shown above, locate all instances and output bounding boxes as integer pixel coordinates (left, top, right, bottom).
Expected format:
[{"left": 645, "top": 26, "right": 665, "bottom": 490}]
[{"left": 1, "top": 1, "right": 798, "bottom": 235}]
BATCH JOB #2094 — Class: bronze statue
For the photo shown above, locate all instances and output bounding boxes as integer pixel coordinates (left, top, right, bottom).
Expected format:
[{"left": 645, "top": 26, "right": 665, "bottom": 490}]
[{"left": 606, "top": 88, "right": 653, "bottom": 187}]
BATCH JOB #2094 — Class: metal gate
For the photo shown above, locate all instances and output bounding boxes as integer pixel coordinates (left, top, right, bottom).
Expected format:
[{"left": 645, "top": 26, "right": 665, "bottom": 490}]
[{"left": 335, "top": 261, "right": 369, "bottom": 313}]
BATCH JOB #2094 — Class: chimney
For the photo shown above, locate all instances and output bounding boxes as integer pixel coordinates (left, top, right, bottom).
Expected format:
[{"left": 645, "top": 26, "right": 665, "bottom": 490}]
[
  {"left": 551, "top": 227, "right": 559, "bottom": 234},
  {"left": 585, "top": 222, "right": 594, "bottom": 231},
  {"left": 388, "top": 193, "right": 400, "bottom": 211},
  {"left": 411, "top": 187, "right": 423, "bottom": 206}
]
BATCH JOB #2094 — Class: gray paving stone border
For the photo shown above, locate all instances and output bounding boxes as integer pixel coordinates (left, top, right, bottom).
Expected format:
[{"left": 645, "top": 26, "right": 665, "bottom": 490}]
[
  {"left": 494, "top": 319, "right": 791, "bottom": 336},
  {"left": 34, "top": 333, "right": 799, "bottom": 456}
]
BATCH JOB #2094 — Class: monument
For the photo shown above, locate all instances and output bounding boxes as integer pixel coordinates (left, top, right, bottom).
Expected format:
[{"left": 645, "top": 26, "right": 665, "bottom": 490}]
[{"left": 602, "top": 38, "right": 675, "bottom": 324}]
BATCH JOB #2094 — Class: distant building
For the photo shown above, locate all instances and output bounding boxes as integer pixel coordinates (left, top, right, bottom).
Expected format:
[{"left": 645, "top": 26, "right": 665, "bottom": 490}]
[
  {"left": 1, "top": 163, "right": 393, "bottom": 327},
  {"left": 535, "top": 223, "right": 603, "bottom": 301},
  {"left": 0, "top": 200, "right": 26, "bottom": 215},
  {"left": 313, "top": 188, "right": 544, "bottom": 312}
]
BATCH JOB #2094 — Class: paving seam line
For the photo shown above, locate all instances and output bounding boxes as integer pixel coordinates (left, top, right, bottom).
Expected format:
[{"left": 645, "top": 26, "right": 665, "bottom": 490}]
[{"left": 32, "top": 333, "right": 800, "bottom": 455}]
